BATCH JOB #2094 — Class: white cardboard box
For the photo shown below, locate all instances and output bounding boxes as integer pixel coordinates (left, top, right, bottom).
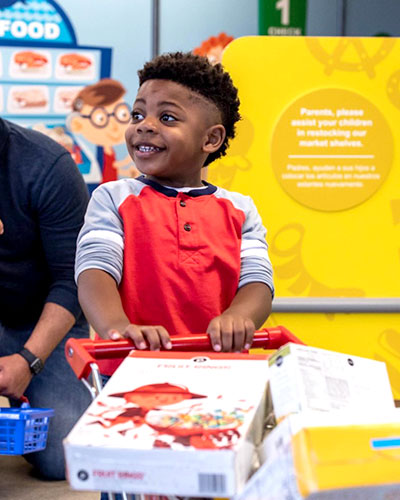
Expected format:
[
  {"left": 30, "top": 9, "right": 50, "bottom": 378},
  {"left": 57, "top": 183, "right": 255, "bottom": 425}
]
[
  {"left": 268, "top": 343, "right": 395, "bottom": 420},
  {"left": 64, "top": 350, "right": 270, "bottom": 498},
  {"left": 235, "top": 411, "right": 400, "bottom": 500}
]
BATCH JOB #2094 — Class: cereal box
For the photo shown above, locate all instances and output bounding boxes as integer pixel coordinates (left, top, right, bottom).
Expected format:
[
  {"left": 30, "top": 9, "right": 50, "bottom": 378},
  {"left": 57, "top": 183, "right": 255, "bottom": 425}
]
[
  {"left": 64, "top": 350, "right": 270, "bottom": 498},
  {"left": 268, "top": 343, "right": 395, "bottom": 421}
]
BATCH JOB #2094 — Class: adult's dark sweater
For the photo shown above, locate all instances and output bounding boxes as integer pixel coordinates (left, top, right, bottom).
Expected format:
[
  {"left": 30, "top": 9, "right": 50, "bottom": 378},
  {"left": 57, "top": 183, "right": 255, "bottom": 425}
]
[{"left": 0, "top": 118, "right": 89, "bottom": 328}]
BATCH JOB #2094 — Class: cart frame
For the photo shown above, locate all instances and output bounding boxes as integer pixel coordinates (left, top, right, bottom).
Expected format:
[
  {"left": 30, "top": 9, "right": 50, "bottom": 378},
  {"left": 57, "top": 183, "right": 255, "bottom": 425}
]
[{"left": 65, "top": 326, "right": 304, "bottom": 500}]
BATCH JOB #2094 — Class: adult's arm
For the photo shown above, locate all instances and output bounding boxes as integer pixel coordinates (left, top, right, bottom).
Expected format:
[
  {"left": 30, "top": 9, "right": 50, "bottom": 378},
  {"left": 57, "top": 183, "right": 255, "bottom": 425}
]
[
  {"left": 38, "top": 152, "right": 89, "bottom": 317},
  {"left": 0, "top": 302, "right": 76, "bottom": 399},
  {"left": 0, "top": 153, "right": 89, "bottom": 398}
]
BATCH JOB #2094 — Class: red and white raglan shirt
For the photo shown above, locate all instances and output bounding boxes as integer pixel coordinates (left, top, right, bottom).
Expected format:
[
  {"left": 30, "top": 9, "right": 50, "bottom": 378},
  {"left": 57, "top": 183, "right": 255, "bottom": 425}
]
[{"left": 75, "top": 175, "right": 274, "bottom": 343}]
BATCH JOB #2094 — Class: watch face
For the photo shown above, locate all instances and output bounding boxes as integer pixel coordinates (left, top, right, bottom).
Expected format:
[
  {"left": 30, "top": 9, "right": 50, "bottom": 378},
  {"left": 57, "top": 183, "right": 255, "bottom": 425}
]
[{"left": 30, "top": 357, "right": 44, "bottom": 375}]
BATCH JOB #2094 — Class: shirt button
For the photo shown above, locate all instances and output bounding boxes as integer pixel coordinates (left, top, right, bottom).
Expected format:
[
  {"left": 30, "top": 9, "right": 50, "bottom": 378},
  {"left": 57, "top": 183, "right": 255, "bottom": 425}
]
[
  {"left": 179, "top": 200, "right": 186, "bottom": 207},
  {"left": 183, "top": 223, "right": 191, "bottom": 232}
]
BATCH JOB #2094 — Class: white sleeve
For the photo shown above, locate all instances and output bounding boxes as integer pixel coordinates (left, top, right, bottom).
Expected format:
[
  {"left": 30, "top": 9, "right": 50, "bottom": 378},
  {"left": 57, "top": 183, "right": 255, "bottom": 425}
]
[
  {"left": 75, "top": 184, "right": 124, "bottom": 284},
  {"left": 239, "top": 197, "right": 274, "bottom": 297}
]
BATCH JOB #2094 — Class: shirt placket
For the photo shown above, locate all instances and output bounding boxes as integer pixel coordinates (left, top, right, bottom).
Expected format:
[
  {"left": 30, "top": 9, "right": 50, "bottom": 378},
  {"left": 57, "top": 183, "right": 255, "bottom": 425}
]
[{"left": 176, "top": 193, "right": 199, "bottom": 265}]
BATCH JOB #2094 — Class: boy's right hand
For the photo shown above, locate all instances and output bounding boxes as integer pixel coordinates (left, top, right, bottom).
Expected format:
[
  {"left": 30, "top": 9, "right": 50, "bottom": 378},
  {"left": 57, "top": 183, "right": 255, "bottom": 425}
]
[{"left": 107, "top": 324, "right": 172, "bottom": 351}]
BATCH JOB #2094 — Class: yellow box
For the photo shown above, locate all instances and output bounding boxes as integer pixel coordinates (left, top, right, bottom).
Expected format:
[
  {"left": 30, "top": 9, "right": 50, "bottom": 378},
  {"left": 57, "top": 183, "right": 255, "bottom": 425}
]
[{"left": 237, "top": 412, "right": 400, "bottom": 500}]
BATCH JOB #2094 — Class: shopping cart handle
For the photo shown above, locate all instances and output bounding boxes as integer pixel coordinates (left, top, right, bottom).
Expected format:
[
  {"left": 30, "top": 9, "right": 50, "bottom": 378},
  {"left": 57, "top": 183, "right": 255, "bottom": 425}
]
[{"left": 65, "top": 326, "right": 304, "bottom": 380}]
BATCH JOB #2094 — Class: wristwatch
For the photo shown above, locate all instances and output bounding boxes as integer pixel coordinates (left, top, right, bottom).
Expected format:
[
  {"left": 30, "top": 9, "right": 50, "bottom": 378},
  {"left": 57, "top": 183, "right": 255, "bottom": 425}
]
[{"left": 18, "top": 348, "right": 44, "bottom": 376}]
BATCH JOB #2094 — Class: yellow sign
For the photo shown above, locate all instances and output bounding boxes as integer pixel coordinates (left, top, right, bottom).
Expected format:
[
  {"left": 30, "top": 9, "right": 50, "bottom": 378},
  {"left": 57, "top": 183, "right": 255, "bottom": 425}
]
[
  {"left": 271, "top": 87, "right": 393, "bottom": 211},
  {"left": 214, "top": 36, "right": 400, "bottom": 398},
  {"left": 214, "top": 36, "right": 400, "bottom": 299}
]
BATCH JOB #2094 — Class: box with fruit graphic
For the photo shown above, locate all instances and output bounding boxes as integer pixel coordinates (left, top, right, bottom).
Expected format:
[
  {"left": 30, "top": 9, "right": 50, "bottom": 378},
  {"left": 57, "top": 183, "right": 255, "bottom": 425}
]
[{"left": 64, "top": 350, "right": 270, "bottom": 498}]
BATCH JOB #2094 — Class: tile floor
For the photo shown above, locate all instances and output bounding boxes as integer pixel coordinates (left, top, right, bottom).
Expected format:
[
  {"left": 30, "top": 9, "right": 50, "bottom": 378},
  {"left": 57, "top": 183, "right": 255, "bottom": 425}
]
[
  {"left": 0, "top": 454, "right": 98, "bottom": 500},
  {"left": 0, "top": 396, "right": 97, "bottom": 499}
]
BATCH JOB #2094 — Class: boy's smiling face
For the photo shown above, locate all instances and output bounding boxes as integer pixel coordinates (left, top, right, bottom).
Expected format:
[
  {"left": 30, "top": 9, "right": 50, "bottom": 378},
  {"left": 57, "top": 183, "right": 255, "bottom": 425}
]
[{"left": 125, "top": 79, "right": 225, "bottom": 187}]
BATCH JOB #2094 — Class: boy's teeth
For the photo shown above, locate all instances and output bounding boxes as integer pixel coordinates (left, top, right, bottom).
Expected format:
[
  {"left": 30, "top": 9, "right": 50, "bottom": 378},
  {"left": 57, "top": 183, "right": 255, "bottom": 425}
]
[{"left": 138, "top": 145, "right": 160, "bottom": 152}]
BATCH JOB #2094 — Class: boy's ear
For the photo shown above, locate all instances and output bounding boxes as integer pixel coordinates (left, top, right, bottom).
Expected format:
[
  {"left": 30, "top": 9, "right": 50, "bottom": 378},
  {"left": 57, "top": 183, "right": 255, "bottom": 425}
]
[{"left": 203, "top": 124, "right": 226, "bottom": 153}]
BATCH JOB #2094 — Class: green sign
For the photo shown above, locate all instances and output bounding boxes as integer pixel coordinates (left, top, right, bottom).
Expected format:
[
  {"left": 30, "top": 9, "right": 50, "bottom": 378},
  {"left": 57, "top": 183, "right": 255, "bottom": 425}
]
[{"left": 259, "top": 0, "right": 307, "bottom": 36}]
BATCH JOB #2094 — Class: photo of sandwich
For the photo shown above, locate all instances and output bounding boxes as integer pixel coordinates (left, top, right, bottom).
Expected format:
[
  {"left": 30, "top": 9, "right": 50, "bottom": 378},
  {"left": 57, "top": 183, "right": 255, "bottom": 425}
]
[
  {"left": 10, "top": 50, "right": 51, "bottom": 79},
  {"left": 56, "top": 52, "right": 95, "bottom": 80},
  {"left": 15, "top": 50, "right": 48, "bottom": 69},
  {"left": 8, "top": 85, "right": 49, "bottom": 113},
  {"left": 60, "top": 53, "right": 91, "bottom": 71}
]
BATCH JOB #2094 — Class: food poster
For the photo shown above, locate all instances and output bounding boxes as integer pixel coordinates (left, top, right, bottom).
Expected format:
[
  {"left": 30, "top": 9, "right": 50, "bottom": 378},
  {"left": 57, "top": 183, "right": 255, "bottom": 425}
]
[
  {"left": 215, "top": 36, "right": 400, "bottom": 398},
  {"left": 0, "top": 0, "right": 150, "bottom": 189}
]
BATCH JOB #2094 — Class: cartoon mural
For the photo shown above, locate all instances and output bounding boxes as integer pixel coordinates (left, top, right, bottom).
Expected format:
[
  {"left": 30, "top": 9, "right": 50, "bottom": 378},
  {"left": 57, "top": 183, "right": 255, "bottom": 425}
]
[
  {"left": 193, "top": 32, "right": 234, "bottom": 65},
  {"left": 0, "top": 0, "right": 142, "bottom": 190},
  {"left": 68, "top": 78, "right": 138, "bottom": 183}
]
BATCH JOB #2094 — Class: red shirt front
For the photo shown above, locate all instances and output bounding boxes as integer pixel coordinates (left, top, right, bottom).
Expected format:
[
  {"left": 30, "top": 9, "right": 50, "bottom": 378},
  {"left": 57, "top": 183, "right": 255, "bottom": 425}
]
[{"left": 77, "top": 176, "right": 273, "bottom": 375}]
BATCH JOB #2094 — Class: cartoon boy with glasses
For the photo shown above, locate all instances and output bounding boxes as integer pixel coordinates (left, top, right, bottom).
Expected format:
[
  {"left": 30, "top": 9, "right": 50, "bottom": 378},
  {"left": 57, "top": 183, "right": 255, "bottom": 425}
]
[{"left": 69, "top": 78, "right": 138, "bottom": 183}]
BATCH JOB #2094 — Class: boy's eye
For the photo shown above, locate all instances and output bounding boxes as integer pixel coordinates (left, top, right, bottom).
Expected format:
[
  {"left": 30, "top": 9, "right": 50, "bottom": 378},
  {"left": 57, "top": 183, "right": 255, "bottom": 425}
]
[
  {"left": 131, "top": 111, "right": 143, "bottom": 121},
  {"left": 160, "top": 113, "right": 176, "bottom": 122}
]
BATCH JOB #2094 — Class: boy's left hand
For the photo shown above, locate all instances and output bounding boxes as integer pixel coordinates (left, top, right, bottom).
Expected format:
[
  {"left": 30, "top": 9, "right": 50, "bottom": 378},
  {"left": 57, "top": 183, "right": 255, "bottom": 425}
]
[{"left": 207, "top": 313, "right": 255, "bottom": 352}]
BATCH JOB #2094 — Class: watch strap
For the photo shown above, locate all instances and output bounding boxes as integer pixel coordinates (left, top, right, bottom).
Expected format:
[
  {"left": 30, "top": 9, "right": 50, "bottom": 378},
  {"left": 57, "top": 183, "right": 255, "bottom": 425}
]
[{"left": 18, "top": 348, "right": 44, "bottom": 375}]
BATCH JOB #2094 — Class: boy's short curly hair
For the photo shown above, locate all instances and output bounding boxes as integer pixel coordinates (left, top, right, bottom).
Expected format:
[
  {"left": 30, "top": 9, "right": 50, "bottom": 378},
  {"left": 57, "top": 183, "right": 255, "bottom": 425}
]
[{"left": 138, "top": 52, "right": 241, "bottom": 166}]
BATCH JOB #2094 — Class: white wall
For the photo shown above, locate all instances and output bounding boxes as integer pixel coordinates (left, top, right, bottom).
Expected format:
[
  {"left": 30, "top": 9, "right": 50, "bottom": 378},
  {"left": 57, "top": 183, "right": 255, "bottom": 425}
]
[
  {"left": 159, "top": 0, "right": 259, "bottom": 54},
  {"left": 159, "top": 0, "right": 400, "bottom": 56}
]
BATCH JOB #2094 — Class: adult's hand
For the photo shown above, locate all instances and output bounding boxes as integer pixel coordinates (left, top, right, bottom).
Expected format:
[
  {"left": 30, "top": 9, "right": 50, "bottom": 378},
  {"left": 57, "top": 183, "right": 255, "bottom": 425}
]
[
  {"left": 0, "top": 219, "right": 4, "bottom": 235},
  {"left": 0, "top": 354, "right": 32, "bottom": 399}
]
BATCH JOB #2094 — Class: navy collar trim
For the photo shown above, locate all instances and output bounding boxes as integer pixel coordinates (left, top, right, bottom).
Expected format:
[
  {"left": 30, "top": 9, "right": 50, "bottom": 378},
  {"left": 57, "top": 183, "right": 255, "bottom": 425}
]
[{"left": 137, "top": 175, "right": 217, "bottom": 198}]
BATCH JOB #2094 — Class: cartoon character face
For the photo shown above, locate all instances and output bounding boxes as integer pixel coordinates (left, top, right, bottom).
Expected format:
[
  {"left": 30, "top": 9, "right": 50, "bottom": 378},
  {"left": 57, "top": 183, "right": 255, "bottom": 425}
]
[
  {"left": 124, "top": 392, "right": 192, "bottom": 409},
  {"left": 69, "top": 97, "right": 130, "bottom": 148},
  {"left": 110, "top": 383, "right": 206, "bottom": 410},
  {"left": 193, "top": 32, "right": 234, "bottom": 65}
]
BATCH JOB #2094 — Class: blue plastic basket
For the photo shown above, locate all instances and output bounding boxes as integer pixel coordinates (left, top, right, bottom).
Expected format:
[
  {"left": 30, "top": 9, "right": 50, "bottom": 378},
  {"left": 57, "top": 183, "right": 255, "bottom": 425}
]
[{"left": 0, "top": 404, "right": 54, "bottom": 455}]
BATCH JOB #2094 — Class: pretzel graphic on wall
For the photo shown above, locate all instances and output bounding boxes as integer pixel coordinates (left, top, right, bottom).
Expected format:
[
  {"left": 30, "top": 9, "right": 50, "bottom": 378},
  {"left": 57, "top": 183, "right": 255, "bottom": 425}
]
[{"left": 306, "top": 38, "right": 395, "bottom": 78}]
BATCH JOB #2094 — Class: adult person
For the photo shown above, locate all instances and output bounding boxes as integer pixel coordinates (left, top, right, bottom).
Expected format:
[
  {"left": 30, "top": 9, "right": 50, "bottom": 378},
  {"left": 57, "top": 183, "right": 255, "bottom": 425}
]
[{"left": 0, "top": 117, "right": 92, "bottom": 480}]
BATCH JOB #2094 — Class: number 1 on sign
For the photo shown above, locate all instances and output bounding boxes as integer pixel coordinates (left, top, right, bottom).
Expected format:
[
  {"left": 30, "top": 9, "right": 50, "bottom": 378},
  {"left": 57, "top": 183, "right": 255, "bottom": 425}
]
[{"left": 276, "top": 0, "right": 290, "bottom": 25}]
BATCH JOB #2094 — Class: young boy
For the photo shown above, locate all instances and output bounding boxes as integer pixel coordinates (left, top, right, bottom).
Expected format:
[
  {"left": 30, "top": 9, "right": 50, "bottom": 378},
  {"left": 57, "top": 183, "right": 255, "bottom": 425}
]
[{"left": 75, "top": 52, "right": 274, "bottom": 355}]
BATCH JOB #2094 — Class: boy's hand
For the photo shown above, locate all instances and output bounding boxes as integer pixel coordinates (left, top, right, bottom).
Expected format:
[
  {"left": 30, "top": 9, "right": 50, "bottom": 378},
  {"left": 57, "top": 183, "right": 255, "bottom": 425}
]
[
  {"left": 107, "top": 324, "right": 172, "bottom": 351},
  {"left": 207, "top": 313, "right": 255, "bottom": 352}
]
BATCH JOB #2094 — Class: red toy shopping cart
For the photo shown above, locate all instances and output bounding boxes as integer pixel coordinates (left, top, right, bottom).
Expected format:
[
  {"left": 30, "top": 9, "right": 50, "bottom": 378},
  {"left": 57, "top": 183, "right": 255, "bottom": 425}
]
[{"left": 65, "top": 326, "right": 304, "bottom": 500}]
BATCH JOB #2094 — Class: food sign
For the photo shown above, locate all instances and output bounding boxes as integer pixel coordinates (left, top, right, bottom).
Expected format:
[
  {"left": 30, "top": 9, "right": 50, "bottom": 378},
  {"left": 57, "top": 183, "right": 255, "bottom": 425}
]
[{"left": 0, "top": 0, "right": 111, "bottom": 186}]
